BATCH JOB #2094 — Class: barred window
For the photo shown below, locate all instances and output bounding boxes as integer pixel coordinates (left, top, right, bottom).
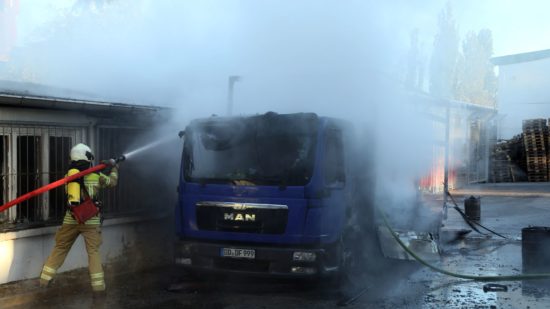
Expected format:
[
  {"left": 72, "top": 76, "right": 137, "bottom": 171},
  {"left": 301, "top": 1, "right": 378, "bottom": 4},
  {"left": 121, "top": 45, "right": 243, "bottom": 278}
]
[
  {"left": 0, "top": 122, "right": 166, "bottom": 231},
  {"left": 97, "top": 127, "right": 144, "bottom": 217},
  {"left": 0, "top": 125, "right": 86, "bottom": 231}
]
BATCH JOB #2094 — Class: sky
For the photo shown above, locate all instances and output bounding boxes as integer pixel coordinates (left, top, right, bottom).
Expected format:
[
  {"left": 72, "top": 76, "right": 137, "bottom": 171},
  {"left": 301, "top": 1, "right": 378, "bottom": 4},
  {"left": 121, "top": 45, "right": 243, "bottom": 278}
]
[
  {"left": 13, "top": 0, "right": 550, "bottom": 57},
  {"left": 2, "top": 0, "right": 550, "bottom": 111}
]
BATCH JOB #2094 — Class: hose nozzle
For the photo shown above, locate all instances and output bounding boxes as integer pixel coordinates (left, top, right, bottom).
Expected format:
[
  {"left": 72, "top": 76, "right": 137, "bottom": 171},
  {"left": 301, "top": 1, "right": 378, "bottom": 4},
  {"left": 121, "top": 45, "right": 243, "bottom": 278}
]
[{"left": 102, "top": 155, "right": 126, "bottom": 167}]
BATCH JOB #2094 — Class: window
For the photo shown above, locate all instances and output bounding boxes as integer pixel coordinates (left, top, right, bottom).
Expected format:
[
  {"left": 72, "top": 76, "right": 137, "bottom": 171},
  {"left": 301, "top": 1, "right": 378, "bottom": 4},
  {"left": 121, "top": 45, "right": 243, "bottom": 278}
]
[
  {"left": 0, "top": 122, "right": 163, "bottom": 231},
  {"left": 97, "top": 127, "right": 154, "bottom": 217},
  {"left": 323, "top": 127, "right": 345, "bottom": 186},
  {"left": 48, "top": 136, "right": 72, "bottom": 219},
  {"left": 0, "top": 125, "right": 86, "bottom": 230},
  {"left": 0, "top": 135, "right": 7, "bottom": 225},
  {"left": 16, "top": 135, "right": 41, "bottom": 223}
]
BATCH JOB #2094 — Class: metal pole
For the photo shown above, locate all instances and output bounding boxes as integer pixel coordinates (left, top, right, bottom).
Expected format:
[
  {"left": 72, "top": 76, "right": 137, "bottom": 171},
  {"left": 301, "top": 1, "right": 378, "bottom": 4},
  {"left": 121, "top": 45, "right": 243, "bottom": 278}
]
[
  {"left": 226, "top": 75, "right": 241, "bottom": 116},
  {"left": 443, "top": 99, "right": 451, "bottom": 219}
]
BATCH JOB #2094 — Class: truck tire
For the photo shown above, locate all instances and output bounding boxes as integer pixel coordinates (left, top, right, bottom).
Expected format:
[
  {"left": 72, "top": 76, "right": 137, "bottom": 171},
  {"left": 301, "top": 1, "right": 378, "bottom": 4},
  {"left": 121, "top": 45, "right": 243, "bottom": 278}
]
[{"left": 336, "top": 227, "right": 366, "bottom": 292}]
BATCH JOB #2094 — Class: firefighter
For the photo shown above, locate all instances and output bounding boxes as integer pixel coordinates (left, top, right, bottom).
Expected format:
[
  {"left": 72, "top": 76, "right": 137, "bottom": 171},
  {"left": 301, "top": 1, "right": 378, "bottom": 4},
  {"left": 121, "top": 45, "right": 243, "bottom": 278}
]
[{"left": 40, "top": 143, "right": 118, "bottom": 293}]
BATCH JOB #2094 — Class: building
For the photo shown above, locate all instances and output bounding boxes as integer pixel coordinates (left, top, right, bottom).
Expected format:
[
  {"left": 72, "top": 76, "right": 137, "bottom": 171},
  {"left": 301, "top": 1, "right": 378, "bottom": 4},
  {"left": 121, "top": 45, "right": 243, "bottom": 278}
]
[
  {"left": 492, "top": 49, "right": 550, "bottom": 139},
  {"left": 0, "top": 83, "right": 177, "bottom": 284},
  {"left": 413, "top": 93, "right": 497, "bottom": 192}
]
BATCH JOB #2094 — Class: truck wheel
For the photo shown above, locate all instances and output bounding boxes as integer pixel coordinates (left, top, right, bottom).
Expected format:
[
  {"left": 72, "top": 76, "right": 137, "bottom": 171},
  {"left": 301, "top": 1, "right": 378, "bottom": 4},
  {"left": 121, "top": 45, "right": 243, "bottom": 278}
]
[{"left": 337, "top": 228, "right": 365, "bottom": 291}]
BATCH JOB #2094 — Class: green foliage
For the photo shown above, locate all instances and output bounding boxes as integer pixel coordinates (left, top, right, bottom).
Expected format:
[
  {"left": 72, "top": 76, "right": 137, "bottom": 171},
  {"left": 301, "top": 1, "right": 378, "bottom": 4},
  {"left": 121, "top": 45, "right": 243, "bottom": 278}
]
[
  {"left": 429, "top": 3, "right": 459, "bottom": 99},
  {"left": 454, "top": 29, "right": 497, "bottom": 107},
  {"left": 428, "top": 3, "right": 497, "bottom": 107}
]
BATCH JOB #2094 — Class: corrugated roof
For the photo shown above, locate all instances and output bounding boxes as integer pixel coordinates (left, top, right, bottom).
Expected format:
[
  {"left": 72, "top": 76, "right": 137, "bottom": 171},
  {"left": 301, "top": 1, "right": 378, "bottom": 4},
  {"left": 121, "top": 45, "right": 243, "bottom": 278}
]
[
  {"left": 0, "top": 80, "right": 169, "bottom": 114},
  {"left": 491, "top": 49, "right": 550, "bottom": 66},
  {"left": 0, "top": 92, "right": 165, "bottom": 114}
]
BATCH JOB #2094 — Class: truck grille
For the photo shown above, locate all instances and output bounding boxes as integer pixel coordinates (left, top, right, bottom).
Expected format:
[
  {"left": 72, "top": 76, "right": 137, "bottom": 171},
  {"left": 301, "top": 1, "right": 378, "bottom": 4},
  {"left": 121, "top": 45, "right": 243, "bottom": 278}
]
[
  {"left": 196, "top": 201, "right": 288, "bottom": 234},
  {"left": 214, "top": 258, "right": 270, "bottom": 273}
]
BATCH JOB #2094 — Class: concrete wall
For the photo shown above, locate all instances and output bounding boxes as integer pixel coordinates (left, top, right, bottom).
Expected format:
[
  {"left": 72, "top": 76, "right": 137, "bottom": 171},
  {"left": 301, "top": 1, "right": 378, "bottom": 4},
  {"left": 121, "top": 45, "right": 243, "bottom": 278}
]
[
  {"left": 0, "top": 215, "right": 173, "bottom": 285},
  {"left": 497, "top": 58, "right": 550, "bottom": 139}
]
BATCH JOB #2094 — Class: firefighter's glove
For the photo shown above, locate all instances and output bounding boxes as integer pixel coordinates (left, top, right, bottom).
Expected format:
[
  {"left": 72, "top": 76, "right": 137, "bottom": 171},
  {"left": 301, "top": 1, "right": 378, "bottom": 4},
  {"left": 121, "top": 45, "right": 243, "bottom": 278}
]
[{"left": 101, "top": 159, "right": 117, "bottom": 166}]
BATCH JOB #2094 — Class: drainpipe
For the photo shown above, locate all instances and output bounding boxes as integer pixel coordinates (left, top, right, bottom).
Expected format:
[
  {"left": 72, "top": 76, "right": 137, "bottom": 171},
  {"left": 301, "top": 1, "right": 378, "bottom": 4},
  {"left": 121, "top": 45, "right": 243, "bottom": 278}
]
[{"left": 443, "top": 98, "right": 450, "bottom": 219}]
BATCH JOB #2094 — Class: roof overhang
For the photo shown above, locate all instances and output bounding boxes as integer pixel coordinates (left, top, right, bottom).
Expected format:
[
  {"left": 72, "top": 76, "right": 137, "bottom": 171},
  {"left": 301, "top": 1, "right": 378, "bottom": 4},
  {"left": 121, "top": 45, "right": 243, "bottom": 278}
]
[
  {"left": 491, "top": 49, "right": 550, "bottom": 66},
  {"left": 0, "top": 92, "right": 168, "bottom": 116}
]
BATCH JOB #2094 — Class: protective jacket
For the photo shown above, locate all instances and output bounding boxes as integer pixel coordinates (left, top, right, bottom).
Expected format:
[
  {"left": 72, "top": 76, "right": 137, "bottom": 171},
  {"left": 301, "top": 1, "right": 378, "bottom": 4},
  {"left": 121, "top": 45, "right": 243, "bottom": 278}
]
[{"left": 64, "top": 161, "right": 118, "bottom": 225}]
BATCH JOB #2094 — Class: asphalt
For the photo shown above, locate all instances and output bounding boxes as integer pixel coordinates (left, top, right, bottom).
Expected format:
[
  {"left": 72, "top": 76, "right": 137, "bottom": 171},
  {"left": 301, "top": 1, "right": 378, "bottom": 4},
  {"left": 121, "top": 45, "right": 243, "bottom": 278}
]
[{"left": 1, "top": 183, "right": 550, "bottom": 309}]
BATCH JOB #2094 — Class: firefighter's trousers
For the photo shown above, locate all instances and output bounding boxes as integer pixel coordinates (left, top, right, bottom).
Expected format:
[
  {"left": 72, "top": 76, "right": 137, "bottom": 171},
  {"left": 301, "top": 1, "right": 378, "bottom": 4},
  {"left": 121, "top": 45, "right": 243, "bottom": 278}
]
[{"left": 40, "top": 224, "right": 105, "bottom": 291}]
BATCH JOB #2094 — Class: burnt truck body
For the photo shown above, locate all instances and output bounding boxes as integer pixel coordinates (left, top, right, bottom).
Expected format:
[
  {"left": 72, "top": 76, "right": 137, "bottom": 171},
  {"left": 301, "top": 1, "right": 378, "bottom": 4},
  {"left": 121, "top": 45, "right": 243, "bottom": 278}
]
[{"left": 174, "top": 112, "right": 375, "bottom": 277}]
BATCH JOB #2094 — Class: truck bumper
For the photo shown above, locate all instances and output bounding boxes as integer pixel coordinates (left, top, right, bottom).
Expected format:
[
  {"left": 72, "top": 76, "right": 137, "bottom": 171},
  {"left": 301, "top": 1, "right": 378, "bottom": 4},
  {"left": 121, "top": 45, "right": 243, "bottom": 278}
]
[{"left": 174, "top": 239, "right": 340, "bottom": 278}]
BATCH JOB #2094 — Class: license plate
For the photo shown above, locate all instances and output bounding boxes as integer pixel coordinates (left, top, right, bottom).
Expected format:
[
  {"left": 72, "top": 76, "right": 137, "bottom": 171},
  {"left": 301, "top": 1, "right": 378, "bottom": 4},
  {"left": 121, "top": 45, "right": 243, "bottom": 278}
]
[{"left": 220, "top": 247, "right": 256, "bottom": 259}]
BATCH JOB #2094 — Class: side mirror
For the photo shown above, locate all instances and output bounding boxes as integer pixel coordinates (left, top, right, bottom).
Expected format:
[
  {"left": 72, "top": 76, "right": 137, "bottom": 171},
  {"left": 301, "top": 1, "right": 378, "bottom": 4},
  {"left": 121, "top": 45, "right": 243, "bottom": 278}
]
[{"left": 178, "top": 131, "right": 185, "bottom": 138}]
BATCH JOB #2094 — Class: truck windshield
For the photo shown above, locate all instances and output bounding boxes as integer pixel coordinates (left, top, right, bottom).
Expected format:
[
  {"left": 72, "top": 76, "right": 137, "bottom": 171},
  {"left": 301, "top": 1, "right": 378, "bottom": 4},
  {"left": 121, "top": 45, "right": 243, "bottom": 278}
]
[{"left": 183, "top": 113, "right": 318, "bottom": 186}]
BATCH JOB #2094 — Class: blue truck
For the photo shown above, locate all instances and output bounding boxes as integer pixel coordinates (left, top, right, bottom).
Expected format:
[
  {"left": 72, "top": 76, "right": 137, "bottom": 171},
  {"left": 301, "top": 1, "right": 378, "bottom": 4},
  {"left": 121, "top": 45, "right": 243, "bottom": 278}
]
[{"left": 174, "top": 112, "right": 376, "bottom": 278}]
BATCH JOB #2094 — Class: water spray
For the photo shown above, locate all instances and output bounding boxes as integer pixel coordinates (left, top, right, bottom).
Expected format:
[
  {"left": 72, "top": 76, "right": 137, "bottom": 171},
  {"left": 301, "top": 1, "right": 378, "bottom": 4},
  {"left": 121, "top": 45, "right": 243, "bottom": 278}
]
[
  {"left": 123, "top": 135, "right": 176, "bottom": 159},
  {"left": 0, "top": 155, "right": 126, "bottom": 213}
]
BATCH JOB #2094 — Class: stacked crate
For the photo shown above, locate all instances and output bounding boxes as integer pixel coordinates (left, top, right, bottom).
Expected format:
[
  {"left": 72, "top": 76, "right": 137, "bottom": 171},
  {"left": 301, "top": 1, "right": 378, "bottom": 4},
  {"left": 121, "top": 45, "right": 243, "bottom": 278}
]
[
  {"left": 522, "top": 119, "right": 549, "bottom": 182},
  {"left": 490, "top": 142, "right": 513, "bottom": 182}
]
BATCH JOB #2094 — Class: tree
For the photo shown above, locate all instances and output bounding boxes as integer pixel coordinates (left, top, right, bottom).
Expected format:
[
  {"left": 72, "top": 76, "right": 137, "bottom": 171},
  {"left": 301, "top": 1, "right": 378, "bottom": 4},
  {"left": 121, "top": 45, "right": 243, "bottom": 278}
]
[
  {"left": 454, "top": 29, "right": 497, "bottom": 107},
  {"left": 429, "top": 3, "right": 459, "bottom": 99},
  {"left": 405, "top": 28, "right": 426, "bottom": 91}
]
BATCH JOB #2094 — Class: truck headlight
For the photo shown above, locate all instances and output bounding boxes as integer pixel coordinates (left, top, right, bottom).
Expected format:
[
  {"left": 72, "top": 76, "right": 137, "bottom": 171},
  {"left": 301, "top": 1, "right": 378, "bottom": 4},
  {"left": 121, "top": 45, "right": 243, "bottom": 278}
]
[
  {"left": 178, "top": 243, "right": 192, "bottom": 256},
  {"left": 291, "top": 266, "right": 317, "bottom": 275},
  {"left": 293, "top": 251, "right": 317, "bottom": 262},
  {"left": 175, "top": 258, "right": 192, "bottom": 265}
]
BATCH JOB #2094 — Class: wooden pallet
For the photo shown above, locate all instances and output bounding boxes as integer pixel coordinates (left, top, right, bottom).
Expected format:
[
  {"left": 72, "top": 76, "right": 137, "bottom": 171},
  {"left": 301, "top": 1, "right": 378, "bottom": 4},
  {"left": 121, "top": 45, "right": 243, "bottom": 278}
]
[
  {"left": 528, "top": 176, "right": 548, "bottom": 182},
  {"left": 490, "top": 144, "right": 514, "bottom": 182},
  {"left": 522, "top": 119, "right": 549, "bottom": 182}
]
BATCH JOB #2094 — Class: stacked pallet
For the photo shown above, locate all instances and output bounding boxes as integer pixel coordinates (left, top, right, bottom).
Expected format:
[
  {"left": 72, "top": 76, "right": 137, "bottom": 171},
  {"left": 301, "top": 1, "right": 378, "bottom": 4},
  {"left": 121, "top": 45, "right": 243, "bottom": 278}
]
[
  {"left": 509, "top": 134, "right": 528, "bottom": 182},
  {"left": 490, "top": 142, "right": 513, "bottom": 182},
  {"left": 522, "top": 119, "right": 549, "bottom": 182}
]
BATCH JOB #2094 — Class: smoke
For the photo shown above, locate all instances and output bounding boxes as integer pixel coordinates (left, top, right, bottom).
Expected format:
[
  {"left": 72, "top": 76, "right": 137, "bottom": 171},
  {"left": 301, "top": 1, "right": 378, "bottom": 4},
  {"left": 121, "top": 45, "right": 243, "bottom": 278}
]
[
  {"left": 5, "top": 1, "right": 421, "bottom": 104},
  {"left": 2, "top": 0, "right": 456, "bottom": 295},
  {"left": 1, "top": 0, "right": 452, "bottom": 231}
]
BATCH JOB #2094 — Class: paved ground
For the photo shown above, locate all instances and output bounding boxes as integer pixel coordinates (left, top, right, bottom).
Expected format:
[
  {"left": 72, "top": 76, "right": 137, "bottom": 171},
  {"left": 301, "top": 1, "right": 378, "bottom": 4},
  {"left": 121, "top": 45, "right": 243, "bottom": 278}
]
[{"left": 1, "top": 183, "right": 550, "bottom": 308}]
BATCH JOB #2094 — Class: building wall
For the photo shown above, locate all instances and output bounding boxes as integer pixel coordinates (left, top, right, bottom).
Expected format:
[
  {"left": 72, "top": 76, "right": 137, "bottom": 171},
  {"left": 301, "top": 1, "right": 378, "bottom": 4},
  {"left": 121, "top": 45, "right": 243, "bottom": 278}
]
[
  {"left": 498, "top": 58, "right": 550, "bottom": 139},
  {"left": 0, "top": 215, "right": 173, "bottom": 284},
  {"left": 0, "top": 103, "right": 176, "bottom": 284}
]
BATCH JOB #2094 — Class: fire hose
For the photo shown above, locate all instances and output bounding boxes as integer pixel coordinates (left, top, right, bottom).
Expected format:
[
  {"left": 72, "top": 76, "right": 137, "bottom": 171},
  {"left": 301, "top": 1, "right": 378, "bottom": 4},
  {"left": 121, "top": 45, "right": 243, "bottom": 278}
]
[
  {"left": 446, "top": 190, "right": 508, "bottom": 239},
  {"left": 0, "top": 156, "right": 125, "bottom": 213},
  {"left": 378, "top": 207, "right": 550, "bottom": 281},
  {"left": 340, "top": 207, "right": 550, "bottom": 307}
]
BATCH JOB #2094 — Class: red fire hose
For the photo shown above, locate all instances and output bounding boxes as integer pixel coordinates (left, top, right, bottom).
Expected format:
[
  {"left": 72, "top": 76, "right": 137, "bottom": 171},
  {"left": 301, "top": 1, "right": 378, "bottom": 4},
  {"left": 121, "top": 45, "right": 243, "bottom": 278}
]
[{"left": 0, "top": 163, "right": 108, "bottom": 213}]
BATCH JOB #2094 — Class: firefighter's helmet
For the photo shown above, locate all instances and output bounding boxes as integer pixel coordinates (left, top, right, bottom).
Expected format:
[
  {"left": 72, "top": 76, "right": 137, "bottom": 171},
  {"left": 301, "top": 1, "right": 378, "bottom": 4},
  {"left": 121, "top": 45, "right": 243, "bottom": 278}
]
[{"left": 70, "top": 143, "right": 94, "bottom": 162}]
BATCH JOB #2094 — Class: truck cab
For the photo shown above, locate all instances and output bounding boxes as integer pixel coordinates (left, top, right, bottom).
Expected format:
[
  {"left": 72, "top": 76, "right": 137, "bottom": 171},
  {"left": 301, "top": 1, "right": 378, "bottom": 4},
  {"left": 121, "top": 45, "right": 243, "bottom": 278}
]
[{"left": 174, "top": 112, "right": 373, "bottom": 277}]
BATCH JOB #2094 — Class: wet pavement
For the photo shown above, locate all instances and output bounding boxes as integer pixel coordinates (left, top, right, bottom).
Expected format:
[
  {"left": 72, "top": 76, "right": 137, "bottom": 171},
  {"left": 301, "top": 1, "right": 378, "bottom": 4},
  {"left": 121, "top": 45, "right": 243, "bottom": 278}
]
[{"left": 1, "top": 183, "right": 550, "bottom": 308}]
